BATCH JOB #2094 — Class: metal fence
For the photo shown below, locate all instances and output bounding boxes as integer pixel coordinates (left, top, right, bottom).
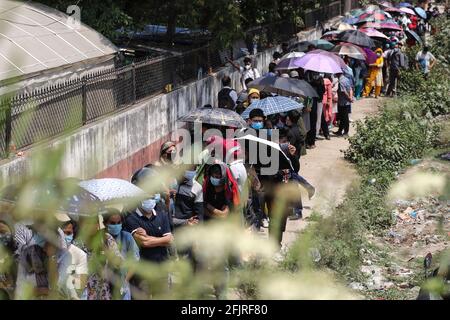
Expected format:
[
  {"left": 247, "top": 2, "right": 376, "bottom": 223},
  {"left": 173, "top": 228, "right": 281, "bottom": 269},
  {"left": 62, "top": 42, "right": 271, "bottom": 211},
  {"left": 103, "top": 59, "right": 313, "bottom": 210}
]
[
  {"left": 0, "top": 4, "right": 353, "bottom": 159},
  {"left": 0, "top": 46, "right": 223, "bottom": 157},
  {"left": 304, "top": 1, "right": 343, "bottom": 28}
]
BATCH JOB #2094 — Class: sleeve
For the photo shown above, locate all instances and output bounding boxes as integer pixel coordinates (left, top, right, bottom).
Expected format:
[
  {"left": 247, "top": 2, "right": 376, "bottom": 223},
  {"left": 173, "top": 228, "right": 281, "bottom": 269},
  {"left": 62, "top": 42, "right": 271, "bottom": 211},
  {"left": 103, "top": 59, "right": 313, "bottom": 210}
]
[
  {"left": 74, "top": 249, "right": 88, "bottom": 275},
  {"left": 161, "top": 214, "right": 172, "bottom": 236},
  {"left": 416, "top": 52, "right": 420, "bottom": 61},
  {"left": 126, "top": 233, "right": 140, "bottom": 261},
  {"left": 193, "top": 202, "right": 205, "bottom": 220},
  {"left": 256, "top": 69, "right": 261, "bottom": 79},
  {"left": 172, "top": 217, "right": 188, "bottom": 227},
  {"left": 430, "top": 53, "right": 436, "bottom": 60},
  {"left": 123, "top": 215, "right": 140, "bottom": 234},
  {"left": 230, "top": 90, "right": 238, "bottom": 103}
]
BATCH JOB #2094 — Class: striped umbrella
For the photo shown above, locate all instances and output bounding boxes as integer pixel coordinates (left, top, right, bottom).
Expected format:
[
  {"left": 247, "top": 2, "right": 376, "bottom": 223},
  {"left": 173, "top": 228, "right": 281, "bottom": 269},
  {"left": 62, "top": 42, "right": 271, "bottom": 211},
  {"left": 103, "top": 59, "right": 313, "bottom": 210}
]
[{"left": 240, "top": 96, "right": 304, "bottom": 119}]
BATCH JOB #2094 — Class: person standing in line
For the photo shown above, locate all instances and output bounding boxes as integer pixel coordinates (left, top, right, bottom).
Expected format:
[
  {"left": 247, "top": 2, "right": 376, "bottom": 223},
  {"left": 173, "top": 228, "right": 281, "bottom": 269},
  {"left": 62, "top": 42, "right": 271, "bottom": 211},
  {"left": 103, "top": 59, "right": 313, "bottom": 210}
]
[
  {"left": 363, "top": 48, "right": 384, "bottom": 99},
  {"left": 416, "top": 46, "right": 437, "bottom": 79},
  {"left": 334, "top": 72, "right": 353, "bottom": 138},
  {"left": 227, "top": 57, "right": 261, "bottom": 90}
]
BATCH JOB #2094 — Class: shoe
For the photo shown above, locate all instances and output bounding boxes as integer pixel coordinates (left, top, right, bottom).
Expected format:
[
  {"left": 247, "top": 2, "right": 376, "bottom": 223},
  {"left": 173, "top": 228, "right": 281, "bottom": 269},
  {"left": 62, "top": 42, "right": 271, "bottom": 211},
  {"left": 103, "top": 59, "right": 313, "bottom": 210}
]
[
  {"left": 333, "top": 131, "right": 343, "bottom": 137},
  {"left": 288, "top": 213, "right": 302, "bottom": 221},
  {"left": 349, "top": 118, "right": 354, "bottom": 123},
  {"left": 316, "top": 135, "right": 325, "bottom": 141},
  {"left": 325, "top": 136, "right": 331, "bottom": 140}
]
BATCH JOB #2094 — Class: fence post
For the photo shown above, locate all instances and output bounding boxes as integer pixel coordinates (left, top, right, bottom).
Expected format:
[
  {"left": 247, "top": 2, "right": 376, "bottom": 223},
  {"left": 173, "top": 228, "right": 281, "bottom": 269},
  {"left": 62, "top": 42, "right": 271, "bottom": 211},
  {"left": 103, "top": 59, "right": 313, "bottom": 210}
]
[
  {"left": 132, "top": 62, "right": 136, "bottom": 103},
  {"left": 81, "top": 78, "right": 87, "bottom": 125},
  {"left": 5, "top": 102, "right": 12, "bottom": 157}
]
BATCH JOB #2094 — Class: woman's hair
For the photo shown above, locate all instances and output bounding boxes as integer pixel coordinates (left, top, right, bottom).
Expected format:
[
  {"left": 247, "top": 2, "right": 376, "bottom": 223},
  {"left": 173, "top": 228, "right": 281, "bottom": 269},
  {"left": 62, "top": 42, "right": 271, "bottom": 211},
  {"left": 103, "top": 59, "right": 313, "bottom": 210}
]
[
  {"left": 209, "top": 164, "right": 223, "bottom": 178},
  {"left": 102, "top": 208, "right": 122, "bottom": 224}
]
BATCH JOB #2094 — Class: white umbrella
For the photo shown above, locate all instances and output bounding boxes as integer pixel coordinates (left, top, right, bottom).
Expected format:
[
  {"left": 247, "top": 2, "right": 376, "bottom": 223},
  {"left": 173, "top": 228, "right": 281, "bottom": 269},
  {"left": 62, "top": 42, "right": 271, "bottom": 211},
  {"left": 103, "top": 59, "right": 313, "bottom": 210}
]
[
  {"left": 281, "top": 52, "right": 305, "bottom": 60},
  {"left": 79, "top": 178, "right": 148, "bottom": 203}
]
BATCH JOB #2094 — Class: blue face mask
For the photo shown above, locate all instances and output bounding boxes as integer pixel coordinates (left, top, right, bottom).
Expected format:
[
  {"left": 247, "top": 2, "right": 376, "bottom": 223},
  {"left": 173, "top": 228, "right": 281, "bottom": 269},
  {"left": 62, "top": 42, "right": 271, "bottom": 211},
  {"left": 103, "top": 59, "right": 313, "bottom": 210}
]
[
  {"left": 32, "top": 233, "right": 46, "bottom": 248},
  {"left": 184, "top": 170, "right": 196, "bottom": 181},
  {"left": 210, "top": 177, "right": 224, "bottom": 187},
  {"left": 64, "top": 234, "right": 74, "bottom": 245},
  {"left": 142, "top": 199, "right": 156, "bottom": 212},
  {"left": 251, "top": 122, "right": 264, "bottom": 130},
  {"left": 107, "top": 224, "right": 122, "bottom": 237}
]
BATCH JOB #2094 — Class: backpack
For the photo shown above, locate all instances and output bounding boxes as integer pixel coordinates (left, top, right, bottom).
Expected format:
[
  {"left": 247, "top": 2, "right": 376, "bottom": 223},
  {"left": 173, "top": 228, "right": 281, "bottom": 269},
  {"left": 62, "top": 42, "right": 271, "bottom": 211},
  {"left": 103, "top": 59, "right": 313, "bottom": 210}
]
[{"left": 218, "top": 88, "right": 236, "bottom": 109}]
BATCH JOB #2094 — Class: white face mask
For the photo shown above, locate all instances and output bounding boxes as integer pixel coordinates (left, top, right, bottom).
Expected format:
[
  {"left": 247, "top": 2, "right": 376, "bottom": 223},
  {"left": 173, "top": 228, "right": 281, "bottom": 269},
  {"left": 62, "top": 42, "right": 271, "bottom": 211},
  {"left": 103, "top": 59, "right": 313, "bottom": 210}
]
[{"left": 245, "top": 65, "right": 251, "bottom": 70}]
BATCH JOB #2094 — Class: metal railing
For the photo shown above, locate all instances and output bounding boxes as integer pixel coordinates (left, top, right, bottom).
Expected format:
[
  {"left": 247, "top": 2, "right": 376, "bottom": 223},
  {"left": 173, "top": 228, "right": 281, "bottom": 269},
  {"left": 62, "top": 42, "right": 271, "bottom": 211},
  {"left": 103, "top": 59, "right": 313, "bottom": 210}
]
[{"left": 0, "top": 7, "right": 352, "bottom": 159}]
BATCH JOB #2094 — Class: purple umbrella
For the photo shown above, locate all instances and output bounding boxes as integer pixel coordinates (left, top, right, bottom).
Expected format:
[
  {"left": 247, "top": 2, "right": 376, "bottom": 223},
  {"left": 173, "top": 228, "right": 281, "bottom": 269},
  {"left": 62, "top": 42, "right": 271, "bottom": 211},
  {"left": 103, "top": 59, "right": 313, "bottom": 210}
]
[
  {"left": 293, "top": 52, "right": 344, "bottom": 74},
  {"left": 275, "top": 57, "right": 304, "bottom": 71},
  {"left": 363, "top": 47, "right": 378, "bottom": 64},
  {"left": 308, "top": 49, "right": 348, "bottom": 69}
]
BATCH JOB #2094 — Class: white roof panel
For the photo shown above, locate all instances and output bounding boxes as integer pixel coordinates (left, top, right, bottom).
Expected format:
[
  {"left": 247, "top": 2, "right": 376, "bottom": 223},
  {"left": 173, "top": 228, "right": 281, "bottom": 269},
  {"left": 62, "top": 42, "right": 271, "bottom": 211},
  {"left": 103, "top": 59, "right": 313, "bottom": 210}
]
[{"left": 0, "top": 0, "right": 118, "bottom": 82}]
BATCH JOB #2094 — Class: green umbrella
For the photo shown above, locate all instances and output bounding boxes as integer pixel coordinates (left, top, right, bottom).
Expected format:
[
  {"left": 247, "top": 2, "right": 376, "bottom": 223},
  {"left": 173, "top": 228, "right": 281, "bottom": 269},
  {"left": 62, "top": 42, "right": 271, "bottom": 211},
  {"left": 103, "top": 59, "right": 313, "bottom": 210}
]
[{"left": 350, "top": 9, "right": 365, "bottom": 17}]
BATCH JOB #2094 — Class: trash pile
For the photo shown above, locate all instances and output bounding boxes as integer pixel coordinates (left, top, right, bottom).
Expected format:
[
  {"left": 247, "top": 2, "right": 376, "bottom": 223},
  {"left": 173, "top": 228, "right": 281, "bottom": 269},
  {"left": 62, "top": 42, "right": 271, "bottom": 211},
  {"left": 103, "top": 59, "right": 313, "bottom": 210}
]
[{"left": 386, "top": 197, "right": 450, "bottom": 248}]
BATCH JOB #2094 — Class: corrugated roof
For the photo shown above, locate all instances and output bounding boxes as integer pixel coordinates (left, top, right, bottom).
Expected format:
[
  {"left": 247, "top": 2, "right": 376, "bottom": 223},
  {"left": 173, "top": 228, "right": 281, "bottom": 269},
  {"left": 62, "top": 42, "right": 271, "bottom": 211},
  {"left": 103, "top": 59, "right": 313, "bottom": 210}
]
[{"left": 0, "top": 0, "right": 118, "bottom": 82}]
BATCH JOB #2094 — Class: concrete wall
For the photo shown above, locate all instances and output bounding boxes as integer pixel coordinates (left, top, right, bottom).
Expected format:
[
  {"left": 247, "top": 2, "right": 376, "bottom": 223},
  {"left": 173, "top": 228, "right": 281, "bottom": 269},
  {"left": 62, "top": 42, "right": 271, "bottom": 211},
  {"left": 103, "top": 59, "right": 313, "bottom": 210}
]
[{"left": 0, "top": 19, "right": 343, "bottom": 185}]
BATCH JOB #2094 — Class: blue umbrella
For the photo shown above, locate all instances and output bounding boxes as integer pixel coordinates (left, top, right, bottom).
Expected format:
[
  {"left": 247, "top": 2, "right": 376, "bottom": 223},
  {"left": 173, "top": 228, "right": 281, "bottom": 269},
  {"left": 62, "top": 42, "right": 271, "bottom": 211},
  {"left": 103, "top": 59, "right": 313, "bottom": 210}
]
[
  {"left": 343, "top": 17, "right": 359, "bottom": 25},
  {"left": 240, "top": 96, "right": 304, "bottom": 119},
  {"left": 405, "top": 29, "right": 423, "bottom": 44},
  {"left": 397, "top": 2, "right": 413, "bottom": 8},
  {"left": 414, "top": 7, "right": 427, "bottom": 19}
]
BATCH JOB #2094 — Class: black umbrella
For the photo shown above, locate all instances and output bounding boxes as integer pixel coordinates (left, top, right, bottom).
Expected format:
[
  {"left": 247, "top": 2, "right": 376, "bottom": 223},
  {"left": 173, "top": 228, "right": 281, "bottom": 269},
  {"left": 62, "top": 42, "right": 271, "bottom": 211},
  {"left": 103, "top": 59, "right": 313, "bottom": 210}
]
[
  {"left": 337, "top": 30, "right": 375, "bottom": 48},
  {"left": 248, "top": 76, "right": 318, "bottom": 98},
  {"left": 178, "top": 105, "right": 247, "bottom": 128},
  {"left": 405, "top": 29, "right": 423, "bottom": 44}
]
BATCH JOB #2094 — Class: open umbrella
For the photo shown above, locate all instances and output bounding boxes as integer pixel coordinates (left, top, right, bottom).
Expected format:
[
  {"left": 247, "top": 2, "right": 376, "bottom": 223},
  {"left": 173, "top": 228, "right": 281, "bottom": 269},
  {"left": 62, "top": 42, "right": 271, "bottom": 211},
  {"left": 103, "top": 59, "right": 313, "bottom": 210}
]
[
  {"left": 234, "top": 134, "right": 295, "bottom": 171},
  {"left": 289, "top": 39, "right": 335, "bottom": 52},
  {"left": 366, "top": 5, "right": 380, "bottom": 12},
  {"left": 79, "top": 178, "right": 148, "bottom": 204},
  {"left": 350, "top": 9, "right": 365, "bottom": 17},
  {"left": 357, "top": 12, "right": 389, "bottom": 23},
  {"left": 275, "top": 57, "right": 303, "bottom": 71},
  {"left": 178, "top": 105, "right": 247, "bottom": 128},
  {"left": 240, "top": 96, "right": 304, "bottom": 120},
  {"left": 321, "top": 30, "right": 341, "bottom": 41},
  {"left": 343, "top": 17, "right": 360, "bottom": 25},
  {"left": 405, "top": 29, "right": 423, "bottom": 44},
  {"left": 248, "top": 76, "right": 318, "bottom": 98},
  {"left": 414, "top": 7, "right": 427, "bottom": 19},
  {"left": 292, "top": 51, "right": 344, "bottom": 74},
  {"left": 384, "top": 7, "right": 403, "bottom": 14},
  {"left": 0, "top": 180, "right": 106, "bottom": 219},
  {"left": 359, "top": 28, "right": 389, "bottom": 40},
  {"left": 308, "top": 49, "right": 348, "bottom": 69},
  {"left": 379, "top": 1, "right": 393, "bottom": 7},
  {"left": 332, "top": 43, "right": 366, "bottom": 60},
  {"left": 337, "top": 30, "right": 375, "bottom": 47},
  {"left": 359, "top": 21, "right": 403, "bottom": 31},
  {"left": 400, "top": 7, "right": 416, "bottom": 15},
  {"left": 397, "top": 2, "right": 413, "bottom": 8},
  {"left": 337, "top": 22, "right": 355, "bottom": 31},
  {"left": 281, "top": 51, "right": 305, "bottom": 60},
  {"left": 363, "top": 47, "right": 378, "bottom": 64}
]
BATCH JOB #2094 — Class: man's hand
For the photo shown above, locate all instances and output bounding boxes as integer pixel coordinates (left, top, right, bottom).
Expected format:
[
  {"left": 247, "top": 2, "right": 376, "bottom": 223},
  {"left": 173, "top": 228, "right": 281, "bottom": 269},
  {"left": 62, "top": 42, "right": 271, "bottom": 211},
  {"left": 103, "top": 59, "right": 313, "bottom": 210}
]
[
  {"left": 187, "top": 217, "right": 199, "bottom": 226},
  {"left": 134, "top": 228, "right": 147, "bottom": 236},
  {"left": 288, "top": 144, "right": 296, "bottom": 156}
]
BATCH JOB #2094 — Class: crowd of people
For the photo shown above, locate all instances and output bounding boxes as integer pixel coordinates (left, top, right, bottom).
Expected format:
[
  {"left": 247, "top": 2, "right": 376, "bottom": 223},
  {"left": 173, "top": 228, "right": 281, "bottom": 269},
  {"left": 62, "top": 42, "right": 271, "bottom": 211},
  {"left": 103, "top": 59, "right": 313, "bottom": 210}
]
[{"left": 0, "top": 1, "right": 443, "bottom": 301}]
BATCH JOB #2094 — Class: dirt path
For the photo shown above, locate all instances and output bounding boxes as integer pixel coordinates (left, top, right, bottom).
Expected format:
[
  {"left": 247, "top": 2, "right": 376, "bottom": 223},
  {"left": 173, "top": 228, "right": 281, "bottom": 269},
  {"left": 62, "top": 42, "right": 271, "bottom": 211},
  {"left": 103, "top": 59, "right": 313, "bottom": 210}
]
[{"left": 282, "top": 98, "right": 381, "bottom": 246}]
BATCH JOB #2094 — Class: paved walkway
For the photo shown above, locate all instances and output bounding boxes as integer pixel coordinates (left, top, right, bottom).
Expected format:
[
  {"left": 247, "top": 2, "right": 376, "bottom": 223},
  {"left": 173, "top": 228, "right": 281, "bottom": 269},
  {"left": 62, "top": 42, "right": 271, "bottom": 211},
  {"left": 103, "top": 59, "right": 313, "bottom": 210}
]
[{"left": 282, "top": 98, "right": 382, "bottom": 246}]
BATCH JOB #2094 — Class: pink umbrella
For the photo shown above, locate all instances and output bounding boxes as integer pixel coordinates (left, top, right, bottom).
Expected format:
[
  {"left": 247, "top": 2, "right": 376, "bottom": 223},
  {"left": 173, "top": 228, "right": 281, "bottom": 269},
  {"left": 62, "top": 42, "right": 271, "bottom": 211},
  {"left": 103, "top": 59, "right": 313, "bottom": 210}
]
[
  {"left": 360, "top": 22, "right": 403, "bottom": 31},
  {"left": 399, "top": 7, "right": 416, "bottom": 15},
  {"left": 359, "top": 28, "right": 389, "bottom": 40},
  {"left": 293, "top": 52, "right": 344, "bottom": 74},
  {"left": 308, "top": 49, "right": 347, "bottom": 69},
  {"left": 384, "top": 7, "right": 403, "bottom": 14}
]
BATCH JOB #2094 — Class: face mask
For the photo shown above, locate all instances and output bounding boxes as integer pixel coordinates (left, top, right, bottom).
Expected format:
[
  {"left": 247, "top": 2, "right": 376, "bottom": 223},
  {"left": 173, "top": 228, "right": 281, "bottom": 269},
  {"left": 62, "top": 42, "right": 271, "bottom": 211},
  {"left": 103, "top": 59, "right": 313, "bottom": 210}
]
[
  {"left": 184, "top": 170, "right": 196, "bottom": 181},
  {"left": 251, "top": 122, "right": 264, "bottom": 130},
  {"left": 210, "top": 177, "right": 224, "bottom": 187},
  {"left": 377, "top": 53, "right": 381, "bottom": 57},
  {"left": 64, "top": 234, "right": 74, "bottom": 246},
  {"left": 154, "top": 194, "right": 161, "bottom": 202},
  {"left": 249, "top": 98, "right": 259, "bottom": 104},
  {"left": 245, "top": 65, "right": 251, "bottom": 70},
  {"left": 142, "top": 199, "right": 156, "bottom": 212},
  {"left": 32, "top": 233, "right": 46, "bottom": 248},
  {"left": 107, "top": 224, "right": 122, "bottom": 237}
]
